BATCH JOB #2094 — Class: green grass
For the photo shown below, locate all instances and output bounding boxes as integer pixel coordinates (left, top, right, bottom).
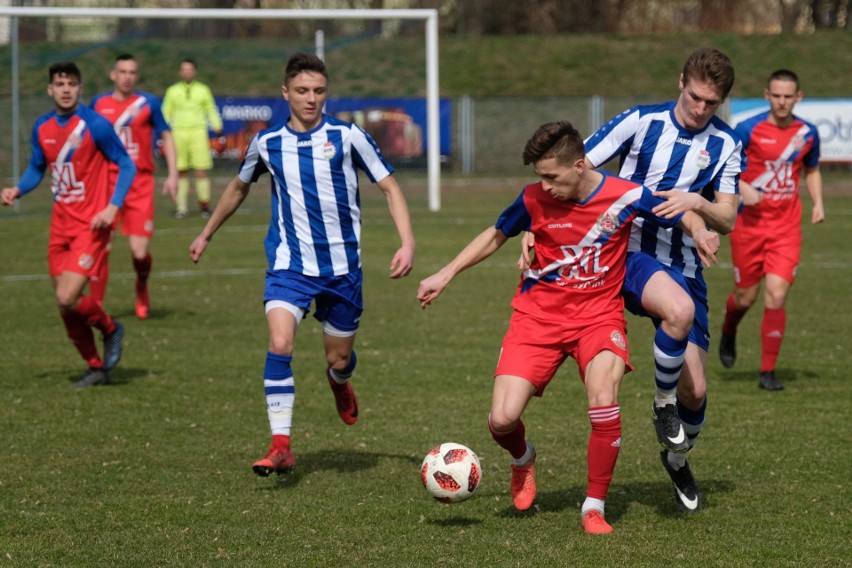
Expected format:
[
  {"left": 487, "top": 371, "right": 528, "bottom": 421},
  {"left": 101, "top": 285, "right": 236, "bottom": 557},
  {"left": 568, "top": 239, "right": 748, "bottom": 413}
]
[{"left": 0, "top": 177, "right": 849, "bottom": 566}]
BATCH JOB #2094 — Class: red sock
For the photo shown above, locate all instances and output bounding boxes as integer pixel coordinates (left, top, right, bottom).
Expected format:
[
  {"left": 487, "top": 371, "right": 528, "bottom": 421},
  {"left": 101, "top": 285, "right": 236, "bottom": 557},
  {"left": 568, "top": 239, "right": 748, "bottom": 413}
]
[
  {"left": 760, "top": 307, "right": 786, "bottom": 372},
  {"left": 272, "top": 434, "right": 291, "bottom": 452},
  {"left": 587, "top": 405, "right": 621, "bottom": 501},
  {"left": 60, "top": 310, "right": 102, "bottom": 368},
  {"left": 489, "top": 416, "right": 527, "bottom": 460},
  {"left": 88, "top": 250, "right": 110, "bottom": 306},
  {"left": 133, "top": 253, "right": 152, "bottom": 288},
  {"left": 722, "top": 292, "right": 748, "bottom": 337},
  {"left": 76, "top": 295, "right": 116, "bottom": 335}
]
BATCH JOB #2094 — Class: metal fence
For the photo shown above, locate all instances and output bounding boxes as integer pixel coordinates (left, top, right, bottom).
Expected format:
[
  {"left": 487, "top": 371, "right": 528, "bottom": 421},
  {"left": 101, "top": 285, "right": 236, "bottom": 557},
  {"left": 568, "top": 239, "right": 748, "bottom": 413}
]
[{"left": 0, "top": 94, "right": 730, "bottom": 182}]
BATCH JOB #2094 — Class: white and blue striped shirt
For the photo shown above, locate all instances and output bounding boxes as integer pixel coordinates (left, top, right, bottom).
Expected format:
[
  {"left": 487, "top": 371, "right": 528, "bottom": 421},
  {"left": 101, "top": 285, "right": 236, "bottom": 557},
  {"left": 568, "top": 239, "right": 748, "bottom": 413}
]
[
  {"left": 239, "top": 115, "right": 393, "bottom": 277},
  {"left": 585, "top": 101, "right": 741, "bottom": 278}
]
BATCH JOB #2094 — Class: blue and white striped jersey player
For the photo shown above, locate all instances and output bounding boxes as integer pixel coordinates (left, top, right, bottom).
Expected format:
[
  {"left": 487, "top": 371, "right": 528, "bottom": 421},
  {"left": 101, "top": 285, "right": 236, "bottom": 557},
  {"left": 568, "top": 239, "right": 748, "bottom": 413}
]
[
  {"left": 584, "top": 48, "right": 741, "bottom": 513},
  {"left": 189, "top": 53, "right": 415, "bottom": 477}
]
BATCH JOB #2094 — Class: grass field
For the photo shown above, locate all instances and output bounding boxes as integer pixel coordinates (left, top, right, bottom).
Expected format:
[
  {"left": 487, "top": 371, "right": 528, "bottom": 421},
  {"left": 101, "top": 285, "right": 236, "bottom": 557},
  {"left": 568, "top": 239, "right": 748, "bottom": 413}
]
[{"left": 0, "top": 176, "right": 850, "bottom": 567}]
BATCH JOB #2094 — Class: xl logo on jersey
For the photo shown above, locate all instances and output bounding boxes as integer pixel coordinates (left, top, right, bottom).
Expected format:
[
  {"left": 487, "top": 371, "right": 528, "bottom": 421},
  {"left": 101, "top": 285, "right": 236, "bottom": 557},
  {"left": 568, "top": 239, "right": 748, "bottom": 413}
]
[
  {"left": 761, "top": 160, "right": 796, "bottom": 194},
  {"left": 117, "top": 126, "right": 140, "bottom": 159},
  {"left": 556, "top": 243, "right": 608, "bottom": 287},
  {"left": 50, "top": 163, "right": 85, "bottom": 203}
]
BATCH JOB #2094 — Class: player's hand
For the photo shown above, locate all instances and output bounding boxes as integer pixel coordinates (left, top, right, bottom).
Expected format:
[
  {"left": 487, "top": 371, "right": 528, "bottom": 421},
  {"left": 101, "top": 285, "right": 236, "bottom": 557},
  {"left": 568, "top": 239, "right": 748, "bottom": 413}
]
[
  {"left": 740, "top": 183, "right": 762, "bottom": 207},
  {"left": 811, "top": 203, "right": 825, "bottom": 224},
  {"left": 162, "top": 173, "right": 178, "bottom": 201},
  {"left": 1, "top": 187, "right": 20, "bottom": 205},
  {"left": 389, "top": 246, "right": 414, "bottom": 279},
  {"left": 652, "top": 190, "right": 704, "bottom": 218},
  {"left": 693, "top": 228, "right": 720, "bottom": 268},
  {"left": 90, "top": 205, "right": 118, "bottom": 230},
  {"left": 417, "top": 272, "right": 451, "bottom": 309},
  {"left": 518, "top": 231, "right": 535, "bottom": 269},
  {"left": 188, "top": 235, "right": 210, "bottom": 264}
]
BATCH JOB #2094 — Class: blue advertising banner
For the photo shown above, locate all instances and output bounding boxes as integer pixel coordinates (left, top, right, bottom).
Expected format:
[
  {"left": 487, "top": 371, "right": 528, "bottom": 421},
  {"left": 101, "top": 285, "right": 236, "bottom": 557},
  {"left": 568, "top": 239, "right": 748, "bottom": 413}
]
[
  {"left": 731, "top": 98, "right": 852, "bottom": 162},
  {"left": 213, "top": 96, "right": 452, "bottom": 164}
]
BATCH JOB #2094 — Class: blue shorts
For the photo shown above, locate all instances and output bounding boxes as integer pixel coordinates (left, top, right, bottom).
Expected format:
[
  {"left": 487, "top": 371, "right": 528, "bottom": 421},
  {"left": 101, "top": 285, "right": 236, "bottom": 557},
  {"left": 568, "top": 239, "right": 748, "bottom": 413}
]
[
  {"left": 622, "top": 252, "right": 710, "bottom": 351},
  {"left": 264, "top": 269, "right": 363, "bottom": 333}
]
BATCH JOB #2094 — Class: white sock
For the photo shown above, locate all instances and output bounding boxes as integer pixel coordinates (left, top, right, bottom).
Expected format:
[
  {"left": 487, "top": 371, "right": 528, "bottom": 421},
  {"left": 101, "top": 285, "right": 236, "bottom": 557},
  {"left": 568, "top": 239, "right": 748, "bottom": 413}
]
[{"left": 582, "top": 497, "right": 605, "bottom": 516}]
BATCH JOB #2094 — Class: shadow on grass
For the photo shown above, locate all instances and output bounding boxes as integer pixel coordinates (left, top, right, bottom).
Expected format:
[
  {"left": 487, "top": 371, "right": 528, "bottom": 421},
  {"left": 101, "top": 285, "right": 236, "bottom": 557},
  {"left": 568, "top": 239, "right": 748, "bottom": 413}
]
[
  {"left": 109, "top": 307, "right": 182, "bottom": 321},
  {"left": 497, "top": 478, "right": 736, "bottom": 522},
  {"left": 717, "top": 367, "right": 816, "bottom": 386},
  {"left": 259, "top": 448, "right": 421, "bottom": 491},
  {"left": 53, "top": 366, "right": 151, "bottom": 387},
  {"left": 426, "top": 516, "right": 483, "bottom": 528}
]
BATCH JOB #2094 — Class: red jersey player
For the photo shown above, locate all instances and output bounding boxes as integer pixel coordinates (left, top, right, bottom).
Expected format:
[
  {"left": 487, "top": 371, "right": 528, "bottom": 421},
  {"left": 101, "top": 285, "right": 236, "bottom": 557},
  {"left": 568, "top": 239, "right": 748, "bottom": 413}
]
[
  {"left": 90, "top": 53, "right": 179, "bottom": 319},
  {"left": 417, "top": 121, "right": 719, "bottom": 534},
  {"left": 719, "top": 69, "right": 824, "bottom": 391},
  {"left": 1, "top": 61, "right": 136, "bottom": 388}
]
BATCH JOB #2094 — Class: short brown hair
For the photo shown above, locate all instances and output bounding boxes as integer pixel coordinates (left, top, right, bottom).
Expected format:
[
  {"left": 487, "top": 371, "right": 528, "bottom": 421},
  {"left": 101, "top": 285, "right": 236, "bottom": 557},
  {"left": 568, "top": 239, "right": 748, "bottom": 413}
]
[
  {"left": 767, "top": 69, "right": 800, "bottom": 91},
  {"left": 522, "top": 121, "right": 585, "bottom": 166},
  {"left": 681, "top": 48, "right": 735, "bottom": 99},
  {"left": 284, "top": 52, "right": 328, "bottom": 86}
]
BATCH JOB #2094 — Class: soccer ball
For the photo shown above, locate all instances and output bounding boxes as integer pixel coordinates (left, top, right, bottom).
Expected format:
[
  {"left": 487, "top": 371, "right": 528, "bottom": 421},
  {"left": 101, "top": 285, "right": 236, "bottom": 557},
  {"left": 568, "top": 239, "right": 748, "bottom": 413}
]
[{"left": 420, "top": 442, "right": 481, "bottom": 503}]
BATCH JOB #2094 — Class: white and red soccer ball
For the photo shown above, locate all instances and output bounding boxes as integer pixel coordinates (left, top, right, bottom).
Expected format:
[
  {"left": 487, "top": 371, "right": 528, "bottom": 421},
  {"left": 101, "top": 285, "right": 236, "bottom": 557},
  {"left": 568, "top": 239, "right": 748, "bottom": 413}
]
[{"left": 420, "top": 442, "right": 481, "bottom": 503}]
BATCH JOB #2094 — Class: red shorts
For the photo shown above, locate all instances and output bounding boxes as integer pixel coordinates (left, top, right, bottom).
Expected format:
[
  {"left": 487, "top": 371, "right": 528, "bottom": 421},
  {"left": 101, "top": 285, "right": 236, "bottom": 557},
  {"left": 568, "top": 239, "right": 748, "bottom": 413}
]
[
  {"left": 730, "top": 223, "right": 801, "bottom": 288},
  {"left": 116, "top": 172, "right": 155, "bottom": 238},
  {"left": 494, "top": 310, "right": 632, "bottom": 395},
  {"left": 48, "top": 226, "right": 111, "bottom": 278}
]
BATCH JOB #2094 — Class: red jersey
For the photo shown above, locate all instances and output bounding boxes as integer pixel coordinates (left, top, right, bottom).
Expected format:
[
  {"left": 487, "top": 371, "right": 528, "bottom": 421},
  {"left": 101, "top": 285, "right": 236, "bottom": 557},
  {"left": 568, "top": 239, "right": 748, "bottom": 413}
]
[
  {"left": 734, "top": 111, "right": 820, "bottom": 228},
  {"left": 91, "top": 91, "right": 170, "bottom": 175},
  {"left": 495, "top": 172, "right": 683, "bottom": 324},
  {"left": 19, "top": 105, "right": 134, "bottom": 234}
]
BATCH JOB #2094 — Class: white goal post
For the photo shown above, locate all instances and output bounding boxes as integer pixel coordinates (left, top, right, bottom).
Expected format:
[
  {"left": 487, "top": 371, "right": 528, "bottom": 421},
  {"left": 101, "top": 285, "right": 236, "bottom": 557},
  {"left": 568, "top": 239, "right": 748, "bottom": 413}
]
[{"left": 0, "top": 6, "right": 443, "bottom": 211}]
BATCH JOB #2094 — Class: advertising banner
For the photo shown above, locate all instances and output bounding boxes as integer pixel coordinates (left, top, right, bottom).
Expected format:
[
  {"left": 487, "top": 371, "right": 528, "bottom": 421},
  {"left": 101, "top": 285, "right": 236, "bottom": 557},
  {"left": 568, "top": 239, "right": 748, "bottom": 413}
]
[
  {"left": 212, "top": 96, "right": 452, "bottom": 165},
  {"left": 730, "top": 99, "right": 852, "bottom": 162}
]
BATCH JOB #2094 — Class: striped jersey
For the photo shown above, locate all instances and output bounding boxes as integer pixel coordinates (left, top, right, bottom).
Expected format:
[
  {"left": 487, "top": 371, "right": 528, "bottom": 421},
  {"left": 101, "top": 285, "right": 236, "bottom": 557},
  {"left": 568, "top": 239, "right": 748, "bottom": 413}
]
[
  {"left": 495, "top": 172, "right": 683, "bottom": 323},
  {"left": 91, "top": 91, "right": 170, "bottom": 174},
  {"left": 17, "top": 105, "right": 135, "bottom": 232},
  {"left": 239, "top": 114, "right": 394, "bottom": 277},
  {"left": 734, "top": 111, "right": 820, "bottom": 228},
  {"left": 585, "top": 101, "right": 742, "bottom": 278}
]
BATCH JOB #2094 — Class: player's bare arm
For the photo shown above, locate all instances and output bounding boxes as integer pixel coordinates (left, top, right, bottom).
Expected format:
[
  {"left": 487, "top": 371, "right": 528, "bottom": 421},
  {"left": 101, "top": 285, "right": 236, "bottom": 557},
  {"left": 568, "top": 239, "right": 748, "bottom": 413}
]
[
  {"left": 652, "top": 189, "right": 737, "bottom": 234},
  {"left": 189, "top": 176, "right": 251, "bottom": 263},
  {"left": 738, "top": 180, "right": 762, "bottom": 206},
  {"left": 677, "top": 211, "right": 720, "bottom": 268},
  {"left": 159, "top": 130, "right": 179, "bottom": 200},
  {"left": 376, "top": 175, "right": 415, "bottom": 279},
  {"left": 1, "top": 187, "right": 21, "bottom": 205},
  {"left": 417, "top": 226, "right": 508, "bottom": 309},
  {"left": 805, "top": 166, "right": 825, "bottom": 224}
]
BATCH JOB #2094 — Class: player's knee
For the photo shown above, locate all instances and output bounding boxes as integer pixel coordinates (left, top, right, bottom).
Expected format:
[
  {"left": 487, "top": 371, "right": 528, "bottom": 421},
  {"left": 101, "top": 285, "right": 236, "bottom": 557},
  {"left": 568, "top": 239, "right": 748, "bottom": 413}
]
[
  {"left": 488, "top": 410, "right": 519, "bottom": 433},
  {"left": 54, "top": 290, "right": 78, "bottom": 311},
  {"left": 325, "top": 351, "right": 352, "bottom": 372},
  {"left": 267, "top": 335, "right": 294, "bottom": 356},
  {"left": 662, "top": 300, "right": 694, "bottom": 337},
  {"left": 735, "top": 287, "right": 758, "bottom": 309},
  {"left": 677, "top": 383, "right": 706, "bottom": 407}
]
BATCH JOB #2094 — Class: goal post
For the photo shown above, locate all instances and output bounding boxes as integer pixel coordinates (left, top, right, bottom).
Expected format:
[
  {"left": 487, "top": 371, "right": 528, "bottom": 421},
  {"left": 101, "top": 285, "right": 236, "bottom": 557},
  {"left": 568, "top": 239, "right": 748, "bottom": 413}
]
[{"left": 0, "top": 6, "right": 442, "bottom": 211}]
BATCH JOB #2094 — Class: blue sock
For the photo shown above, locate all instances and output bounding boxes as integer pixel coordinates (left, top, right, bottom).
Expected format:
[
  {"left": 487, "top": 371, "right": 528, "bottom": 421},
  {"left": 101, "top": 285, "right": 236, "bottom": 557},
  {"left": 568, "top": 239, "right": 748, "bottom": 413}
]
[{"left": 653, "top": 328, "right": 687, "bottom": 406}]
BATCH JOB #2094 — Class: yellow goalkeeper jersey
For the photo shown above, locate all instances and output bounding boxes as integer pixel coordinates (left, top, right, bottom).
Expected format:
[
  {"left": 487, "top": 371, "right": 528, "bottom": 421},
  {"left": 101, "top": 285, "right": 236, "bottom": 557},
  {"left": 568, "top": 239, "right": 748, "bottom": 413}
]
[{"left": 162, "top": 80, "right": 223, "bottom": 132}]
